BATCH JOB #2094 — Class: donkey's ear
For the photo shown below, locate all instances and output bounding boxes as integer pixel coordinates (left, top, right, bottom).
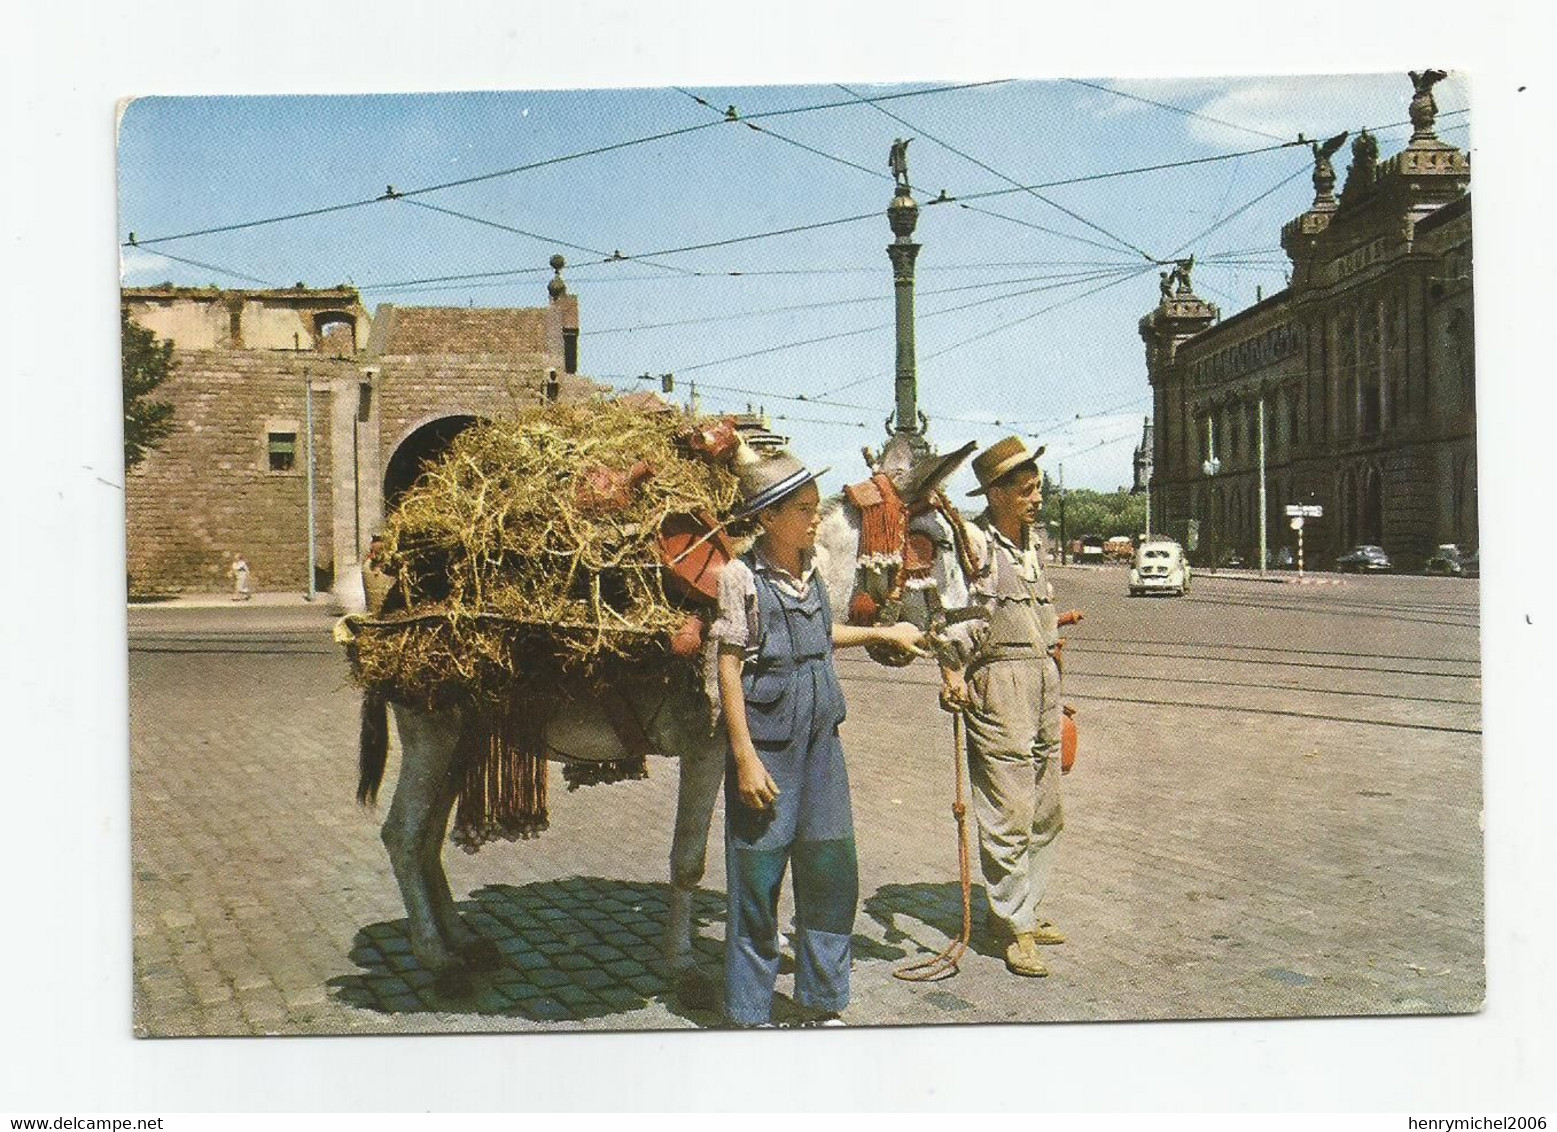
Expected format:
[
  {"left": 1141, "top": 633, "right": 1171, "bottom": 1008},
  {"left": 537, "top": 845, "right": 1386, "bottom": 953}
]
[{"left": 903, "top": 439, "right": 978, "bottom": 506}]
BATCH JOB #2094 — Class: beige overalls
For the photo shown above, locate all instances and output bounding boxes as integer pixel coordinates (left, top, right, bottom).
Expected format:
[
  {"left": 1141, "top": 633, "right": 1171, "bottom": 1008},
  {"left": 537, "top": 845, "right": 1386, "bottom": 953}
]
[{"left": 962, "top": 518, "right": 1065, "bottom": 940}]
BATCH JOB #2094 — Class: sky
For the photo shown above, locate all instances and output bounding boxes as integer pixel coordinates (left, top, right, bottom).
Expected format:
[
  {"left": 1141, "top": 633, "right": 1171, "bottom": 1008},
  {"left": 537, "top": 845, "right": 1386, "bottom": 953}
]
[{"left": 117, "top": 73, "right": 1469, "bottom": 495}]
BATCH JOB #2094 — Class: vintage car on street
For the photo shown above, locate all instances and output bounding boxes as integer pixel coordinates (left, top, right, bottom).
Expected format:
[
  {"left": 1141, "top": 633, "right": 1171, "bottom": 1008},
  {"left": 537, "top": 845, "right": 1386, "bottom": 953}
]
[
  {"left": 1423, "top": 543, "right": 1466, "bottom": 576},
  {"left": 1335, "top": 544, "right": 1392, "bottom": 573},
  {"left": 1077, "top": 535, "right": 1106, "bottom": 564},
  {"left": 1104, "top": 535, "right": 1135, "bottom": 562},
  {"left": 1129, "top": 539, "right": 1192, "bottom": 596},
  {"left": 1462, "top": 548, "right": 1480, "bottom": 578}
]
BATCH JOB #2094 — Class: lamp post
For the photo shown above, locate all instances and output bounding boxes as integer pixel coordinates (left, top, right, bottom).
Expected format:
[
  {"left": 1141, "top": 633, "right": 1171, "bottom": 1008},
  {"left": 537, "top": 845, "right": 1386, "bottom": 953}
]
[
  {"left": 1202, "top": 414, "right": 1221, "bottom": 570},
  {"left": 1257, "top": 396, "right": 1268, "bottom": 577},
  {"left": 304, "top": 369, "right": 317, "bottom": 602}
]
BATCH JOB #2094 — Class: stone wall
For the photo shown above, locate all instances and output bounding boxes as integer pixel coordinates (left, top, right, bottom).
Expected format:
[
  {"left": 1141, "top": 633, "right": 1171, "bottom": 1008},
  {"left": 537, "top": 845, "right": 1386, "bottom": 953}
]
[{"left": 125, "top": 350, "right": 346, "bottom": 595}]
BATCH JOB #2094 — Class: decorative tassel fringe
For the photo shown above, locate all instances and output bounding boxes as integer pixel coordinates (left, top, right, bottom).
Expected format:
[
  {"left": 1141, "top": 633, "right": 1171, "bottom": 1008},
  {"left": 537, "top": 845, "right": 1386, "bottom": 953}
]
[
  {"left": 849, "top": 473, "right": 907, "bottom": 561},
  {"left": 450, "top": 709, "right": 550, "bottom": 853}
]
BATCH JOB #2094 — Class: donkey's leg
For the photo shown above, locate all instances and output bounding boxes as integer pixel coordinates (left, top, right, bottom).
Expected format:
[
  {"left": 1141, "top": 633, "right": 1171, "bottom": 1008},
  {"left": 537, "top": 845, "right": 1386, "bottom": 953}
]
[
  {"left": 420, "top": 723, "right": 502, "bottom": 970},
  {"left": 383, "top": 704, "right": 465, "bottom": 973},
  {"left": 664, "top": 728, "right": 726, "bottom": 970}
]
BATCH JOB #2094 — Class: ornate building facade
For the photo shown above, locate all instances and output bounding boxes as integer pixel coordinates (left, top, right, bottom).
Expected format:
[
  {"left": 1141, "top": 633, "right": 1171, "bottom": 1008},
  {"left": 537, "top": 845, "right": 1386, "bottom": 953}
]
[{"left": 1140, "top": 74, "right": 1474, "bottom": 569}]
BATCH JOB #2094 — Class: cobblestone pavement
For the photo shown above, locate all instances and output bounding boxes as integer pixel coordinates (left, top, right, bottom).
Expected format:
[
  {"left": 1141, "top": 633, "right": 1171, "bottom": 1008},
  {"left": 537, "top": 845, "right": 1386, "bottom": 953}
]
[{"left": 128, "top": 568, "right": 1482, "bottom": 1034}]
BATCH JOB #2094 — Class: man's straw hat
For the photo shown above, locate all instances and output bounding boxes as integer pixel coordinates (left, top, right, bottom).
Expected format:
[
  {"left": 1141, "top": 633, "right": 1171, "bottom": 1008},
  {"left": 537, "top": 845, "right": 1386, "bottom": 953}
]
[{"left": 967, "top": 435, "right": 1046, "bottom": 497}]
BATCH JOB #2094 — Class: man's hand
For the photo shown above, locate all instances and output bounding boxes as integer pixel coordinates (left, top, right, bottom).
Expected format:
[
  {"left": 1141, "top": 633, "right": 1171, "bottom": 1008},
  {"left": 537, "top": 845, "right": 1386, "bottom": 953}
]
[
  {"left": 734, "top": 751, "right": 780, "bottom": 811},
  {"left": 876, "top": 620, "right": 930, "bottom": 659},
  {"left": 939, "top": 668, "right": 970, "bottom": 713}
]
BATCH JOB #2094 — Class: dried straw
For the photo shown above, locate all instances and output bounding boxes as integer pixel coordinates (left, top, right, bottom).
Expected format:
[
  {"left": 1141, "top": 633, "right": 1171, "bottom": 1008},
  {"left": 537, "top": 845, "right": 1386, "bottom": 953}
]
[{"left": 347, "top": 402, "right": 739, "bottom": 712}]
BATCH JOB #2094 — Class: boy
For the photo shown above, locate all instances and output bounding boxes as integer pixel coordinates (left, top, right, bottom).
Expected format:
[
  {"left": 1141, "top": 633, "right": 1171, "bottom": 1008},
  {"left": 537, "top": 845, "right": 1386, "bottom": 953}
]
[{"left": 713, "top": 450, "right": 923, "bottom": 1027}]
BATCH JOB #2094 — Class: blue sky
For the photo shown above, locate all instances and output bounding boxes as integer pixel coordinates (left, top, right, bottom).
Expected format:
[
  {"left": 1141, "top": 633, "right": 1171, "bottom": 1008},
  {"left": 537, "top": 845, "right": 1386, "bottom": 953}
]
[{"left": 118, "top": 73, "right": 1470, "bottom": 494}]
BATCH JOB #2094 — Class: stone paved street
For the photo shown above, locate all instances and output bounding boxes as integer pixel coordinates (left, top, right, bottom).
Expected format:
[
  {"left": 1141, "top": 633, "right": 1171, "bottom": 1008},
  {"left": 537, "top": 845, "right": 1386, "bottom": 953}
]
[{"left": 127, "top": 567, "right": 1482, "bottom": 1034}]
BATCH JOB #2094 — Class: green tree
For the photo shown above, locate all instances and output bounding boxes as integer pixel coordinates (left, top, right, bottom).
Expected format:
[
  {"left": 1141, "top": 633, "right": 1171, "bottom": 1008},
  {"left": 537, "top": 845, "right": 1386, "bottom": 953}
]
[
  {"left": 1038, "top": 487, "right": 1146, "bottom": 541},
  {"left": 122, "top": 308, "right": 176, "bottom": 469}
]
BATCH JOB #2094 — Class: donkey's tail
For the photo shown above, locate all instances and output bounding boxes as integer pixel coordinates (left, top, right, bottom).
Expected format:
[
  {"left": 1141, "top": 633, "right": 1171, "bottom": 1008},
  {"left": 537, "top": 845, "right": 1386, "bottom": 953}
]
[{"left": 358, "top": 691, "right": 389, "bottom": 805}]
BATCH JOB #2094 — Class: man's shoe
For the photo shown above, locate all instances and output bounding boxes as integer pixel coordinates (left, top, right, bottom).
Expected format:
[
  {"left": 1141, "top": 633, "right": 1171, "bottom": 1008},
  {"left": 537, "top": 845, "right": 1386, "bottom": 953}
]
[
  {"left": 1004, "top": 933, "right": 1050, "bottom": 977},
  {"left": 1030, "top": 920, "right": 1066, "bottom": 945}
]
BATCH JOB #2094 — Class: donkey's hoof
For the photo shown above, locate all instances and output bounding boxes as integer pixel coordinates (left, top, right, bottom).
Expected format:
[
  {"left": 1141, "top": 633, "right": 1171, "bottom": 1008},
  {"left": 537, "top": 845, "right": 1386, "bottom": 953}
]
[{"left": 461, "top": 937, "right": 504, "bottom": 971}]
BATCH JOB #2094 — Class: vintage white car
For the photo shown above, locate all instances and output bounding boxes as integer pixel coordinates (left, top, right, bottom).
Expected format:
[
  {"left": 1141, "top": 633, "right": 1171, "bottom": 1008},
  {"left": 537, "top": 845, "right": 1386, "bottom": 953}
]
[{"left": 1129, "top": 539, "right": 1192, "bottom": 597}]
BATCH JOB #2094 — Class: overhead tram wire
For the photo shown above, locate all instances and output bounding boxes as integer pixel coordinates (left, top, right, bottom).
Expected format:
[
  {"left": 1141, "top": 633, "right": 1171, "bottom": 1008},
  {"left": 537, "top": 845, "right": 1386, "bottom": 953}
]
[
  {"left": 123, "top": 80, "right": 1009, "bottom": 250},
  {"left": 675, "top": 88, "right": 889, "bottom": 182},
  {"left": 837, "top": 81, "right": 1161, "bottom": 264},
  {"left": 587, "top": 266, "right": 1145, "bottom": 335},
  {"left": 949, "top": 200, "right": 1153, "bottom": 258},
  {"left": 591, "top": 266, "right": 1145, "bottom": 336},
  {"left": 355, "top": 258, "right": 1149, "bottom": 293},
  {"left": 121, "top": 242, "right": 277, "bottom": 287},
  {"left": 395, "top": 198, "right": 702, "bottom": 277},
  {"left": 1065, "top": 78, "right": 1293, "bottom": 144},
  {"left": 1165, "top": 158, "right": 1312, "bottom": 259},
  {"left": 814, "top": 261, "right": 1160, "bottom": 400},
  {"left": 666, "top": 265, "right": 1145, "bottom": 376},
  {"left": 345, "top": 143, "right": 1306, "bottom": 292}
]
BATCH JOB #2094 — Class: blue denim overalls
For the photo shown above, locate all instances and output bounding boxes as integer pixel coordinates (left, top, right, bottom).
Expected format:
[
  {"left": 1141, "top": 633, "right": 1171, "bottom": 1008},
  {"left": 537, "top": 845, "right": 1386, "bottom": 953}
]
[{"left": 724, "top": 556, "right": 858, "bottom": 1025}]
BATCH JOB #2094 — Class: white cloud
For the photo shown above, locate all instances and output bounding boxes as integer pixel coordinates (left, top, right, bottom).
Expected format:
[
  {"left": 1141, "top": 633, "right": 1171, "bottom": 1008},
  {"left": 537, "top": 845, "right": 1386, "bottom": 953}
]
[
  {"left": 119, "top": 246, "right": 173, "bottom": 282},
  {"left": 1084, "top": 71, "right": 1472, "bottom": 152}
]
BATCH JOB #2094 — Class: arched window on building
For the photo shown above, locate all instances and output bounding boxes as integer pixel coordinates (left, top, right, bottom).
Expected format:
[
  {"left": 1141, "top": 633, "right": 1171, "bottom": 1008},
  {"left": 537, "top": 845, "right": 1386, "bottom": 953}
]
[
  {"left": 314, "top": 311, "right": 357, "bottom": 356},
  {"left": 1446, "top": 307, "right": 1474, "bottom": 413},
  {"left": 1360, "top": 464, "right": 1383, "bottom": 546},
  {"left": 1452, "top": 452, "right": 1477, "bottom": 548},
  {"left": 1361, "top": 304, "right": 1382, "bottom": 438}
]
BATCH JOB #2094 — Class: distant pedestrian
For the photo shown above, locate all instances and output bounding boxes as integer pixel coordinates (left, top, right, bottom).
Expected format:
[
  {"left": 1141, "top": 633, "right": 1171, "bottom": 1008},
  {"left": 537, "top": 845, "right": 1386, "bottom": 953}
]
[{"left": 229, "top": 554, "right": 251, "bottom": 601}]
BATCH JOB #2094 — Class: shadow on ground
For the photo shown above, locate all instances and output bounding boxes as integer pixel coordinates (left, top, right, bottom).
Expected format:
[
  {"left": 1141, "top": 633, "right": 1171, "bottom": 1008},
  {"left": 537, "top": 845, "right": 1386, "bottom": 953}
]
[
  {"left": 330, "top": 877, "right": 726, "bottom": 1026},
  {"left": 863, "top": 880, "right": 1002, "bottom": 960},
  {"left": 331, "top": 875, "right": 906, "bottom": 1026}
]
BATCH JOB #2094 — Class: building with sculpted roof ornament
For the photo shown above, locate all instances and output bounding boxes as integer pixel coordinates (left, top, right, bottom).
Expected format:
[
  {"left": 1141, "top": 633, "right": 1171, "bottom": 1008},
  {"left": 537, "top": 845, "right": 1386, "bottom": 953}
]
[{"left": 1139, "top": 71, "right": 1473, "bottom": 569}]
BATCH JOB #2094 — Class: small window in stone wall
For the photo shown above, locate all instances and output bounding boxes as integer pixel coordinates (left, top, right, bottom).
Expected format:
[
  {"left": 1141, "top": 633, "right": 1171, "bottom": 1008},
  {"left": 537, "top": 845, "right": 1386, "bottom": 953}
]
[{"left": 268, "top": 432, "right": 297, "bottom": 472}]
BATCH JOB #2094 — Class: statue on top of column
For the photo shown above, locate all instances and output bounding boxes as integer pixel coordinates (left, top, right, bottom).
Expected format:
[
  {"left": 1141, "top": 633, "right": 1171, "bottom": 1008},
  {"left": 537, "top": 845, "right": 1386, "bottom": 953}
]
[
  {"left": 1339, "top": 130, "right": 1380, "bottom": 206},
  {"left": 888, "top": 137, "right": 912, "bottom": 192},
  {"left": 1310, "top": 130, "right": 1348, "bottom": 205},
  {"left": 1409, "top": 69, "right": 1450, "bottom": 141},
  {"left": 1165, "top": 255, "right": 1195, "bottom": 297}
]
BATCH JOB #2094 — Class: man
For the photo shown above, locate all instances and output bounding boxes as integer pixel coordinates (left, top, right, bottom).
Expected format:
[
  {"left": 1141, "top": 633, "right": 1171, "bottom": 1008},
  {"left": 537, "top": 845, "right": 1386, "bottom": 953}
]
[
  {"left": 938, "top": 436, "right": 1066, "bottom": 977},
  {"left": 229, "top": 553, "right": 251, "bottom": 602}
]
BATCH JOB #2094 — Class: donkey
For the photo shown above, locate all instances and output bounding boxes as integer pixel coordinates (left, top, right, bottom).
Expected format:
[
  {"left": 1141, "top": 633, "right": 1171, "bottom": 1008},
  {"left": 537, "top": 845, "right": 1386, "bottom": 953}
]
[{"left": 350, "top": 442, "right": 979, "bottom": 990}]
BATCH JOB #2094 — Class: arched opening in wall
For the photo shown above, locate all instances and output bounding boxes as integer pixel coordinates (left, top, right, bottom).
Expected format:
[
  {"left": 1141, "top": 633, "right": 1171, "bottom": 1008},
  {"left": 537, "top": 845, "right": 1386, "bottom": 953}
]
[
  {"left": 314, "top": 311, "right": 358, "bottom": 356},
  {"left": 1453, "top": 453, "right": 1478, "bottom": 548},
  {"left": 1359, "top": 464, "right": 1383, "bottom": 546},
  {"left": 384, "top": 415, "right": 484, "bottom": 511},
  {"left": 1337, "top": 468, "right": 1355, "bottom": 546}
]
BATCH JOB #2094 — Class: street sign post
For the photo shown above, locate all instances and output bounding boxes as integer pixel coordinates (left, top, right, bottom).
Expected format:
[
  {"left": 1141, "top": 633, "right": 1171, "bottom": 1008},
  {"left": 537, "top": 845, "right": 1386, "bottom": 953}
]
[{"left": 1284, "top": 503, "right": 1322, "bottom": 575}]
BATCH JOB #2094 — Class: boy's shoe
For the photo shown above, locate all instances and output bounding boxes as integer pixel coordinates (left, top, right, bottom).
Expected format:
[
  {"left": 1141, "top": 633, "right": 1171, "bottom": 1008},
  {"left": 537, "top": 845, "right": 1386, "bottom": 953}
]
[
  {"left": 1004, "top": 934, "right": 1050, "bottom": 977},
  {"left": 790, "top": 1013, "right": 846, "bottom": 1028}
]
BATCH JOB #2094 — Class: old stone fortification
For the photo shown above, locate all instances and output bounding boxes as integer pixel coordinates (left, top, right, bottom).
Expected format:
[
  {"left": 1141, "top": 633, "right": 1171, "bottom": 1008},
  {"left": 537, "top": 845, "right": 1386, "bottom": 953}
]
[{"left": 124, "top": 269, "right": 595, "bottom": 597}]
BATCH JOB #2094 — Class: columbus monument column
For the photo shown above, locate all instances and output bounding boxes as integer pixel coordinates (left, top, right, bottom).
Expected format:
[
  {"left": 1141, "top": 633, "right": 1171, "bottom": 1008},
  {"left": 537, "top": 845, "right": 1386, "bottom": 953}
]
[{"left": 879, "top": 136, "right": 931, "bottom": 472}]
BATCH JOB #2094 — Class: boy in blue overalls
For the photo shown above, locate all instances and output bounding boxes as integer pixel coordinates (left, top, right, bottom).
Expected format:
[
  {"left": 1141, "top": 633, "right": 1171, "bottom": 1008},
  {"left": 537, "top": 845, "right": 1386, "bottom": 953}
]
[{"left": 712, "top": 451, "right": 924, "bottom": 1027}]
